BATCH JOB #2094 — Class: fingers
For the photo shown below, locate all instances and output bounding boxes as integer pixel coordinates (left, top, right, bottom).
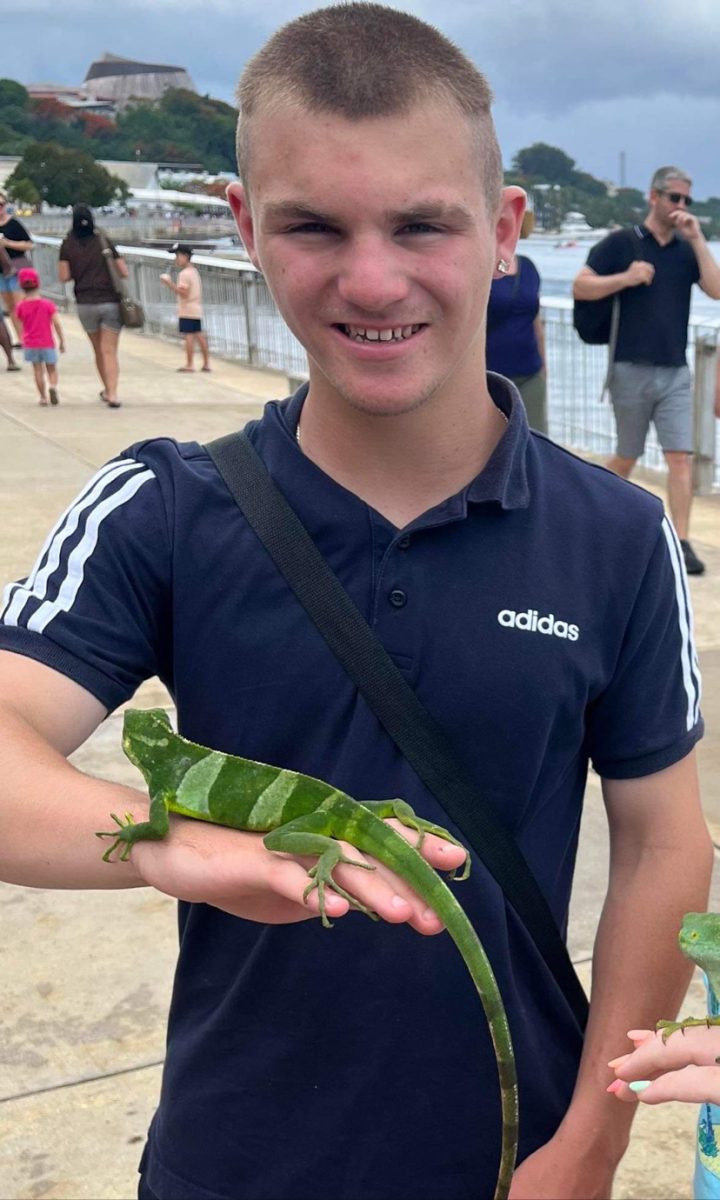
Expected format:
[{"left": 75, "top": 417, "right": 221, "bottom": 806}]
[
  {"left": 385, "top": 818, "right": 468, "bottom": 872},
  {"left": 615, "top": 1026, "right": 720, "bottom": 1077},
  {"left": 327, "top": 838, "right": 447, "bottom": 935},
  {"left": 612, "top": 1065, "right": 720, "bottom": 1106}
]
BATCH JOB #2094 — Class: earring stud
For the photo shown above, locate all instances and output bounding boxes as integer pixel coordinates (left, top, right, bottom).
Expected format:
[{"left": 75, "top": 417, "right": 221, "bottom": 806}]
[{"left": 497, "top": 259, "right": 510, "bottom": 274}]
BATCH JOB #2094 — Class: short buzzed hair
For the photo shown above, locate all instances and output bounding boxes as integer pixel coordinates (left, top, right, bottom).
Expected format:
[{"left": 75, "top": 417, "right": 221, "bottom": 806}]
[
  {"left": 651, "top": 165, "right": 692, "bottom": 192},
  {"left": 236, "top": 3, "right": 502, "bottom": 211}
]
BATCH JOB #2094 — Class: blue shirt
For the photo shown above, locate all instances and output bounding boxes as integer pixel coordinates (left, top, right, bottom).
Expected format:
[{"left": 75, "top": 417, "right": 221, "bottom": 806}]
[
  {"left": 586, "top": 225, "right": 700, "bottom": 367},
  {"left": 486, "top": 255, "right": 542, "bottom": 378},
  {"left": 0, "top": 380, "right": 702, "bottom": 1200}
]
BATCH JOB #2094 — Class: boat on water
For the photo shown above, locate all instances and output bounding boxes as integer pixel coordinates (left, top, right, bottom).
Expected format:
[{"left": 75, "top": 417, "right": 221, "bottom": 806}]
[{"left": 532, "top": 211, "right": 614, "bottom": 247}]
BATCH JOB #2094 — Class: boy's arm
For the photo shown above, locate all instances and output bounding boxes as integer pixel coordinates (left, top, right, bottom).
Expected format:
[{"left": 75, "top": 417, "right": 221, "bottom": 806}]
[
  {"left": 509, "top": 753, "right": 713, "bottom": 1199},
  {"left": 0, "top": 651, "right": 460, "bottom": 930}
]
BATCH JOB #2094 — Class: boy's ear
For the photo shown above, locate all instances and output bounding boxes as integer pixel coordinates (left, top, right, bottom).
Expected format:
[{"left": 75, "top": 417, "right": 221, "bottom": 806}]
[
  {"left": 493, "top": 187, "right": 526, "bottom": 279},
  {"left": 226, "top": 183, "right": 259, "bottom": 269}
]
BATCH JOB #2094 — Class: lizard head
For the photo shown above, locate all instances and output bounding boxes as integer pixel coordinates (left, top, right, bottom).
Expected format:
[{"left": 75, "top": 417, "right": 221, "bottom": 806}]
[
  {"left": 122, "top": 707, "right": 174, "bottom": 773},
  {"left": 678, "top": 912, "right": 720, "bottom": 972}
]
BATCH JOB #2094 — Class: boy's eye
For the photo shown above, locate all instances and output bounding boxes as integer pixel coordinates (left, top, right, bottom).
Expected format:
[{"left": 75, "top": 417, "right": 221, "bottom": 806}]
[{"left": 288, "top": 222, "right": 334, "bottom": 234}]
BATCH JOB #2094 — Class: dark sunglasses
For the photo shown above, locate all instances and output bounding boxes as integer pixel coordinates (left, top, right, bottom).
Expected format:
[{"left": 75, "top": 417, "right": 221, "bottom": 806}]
[{"left": 660, "top": 190, "right": 693, "bottom": 207}]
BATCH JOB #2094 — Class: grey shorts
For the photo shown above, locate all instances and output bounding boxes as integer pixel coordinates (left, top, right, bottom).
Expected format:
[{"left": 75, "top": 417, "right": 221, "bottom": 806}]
[
  {"left": 77, "top": 302, "right": 122, "bottom": 334},
  {"left": 609, "top": 362, "right": 692, "bottom": 458}
]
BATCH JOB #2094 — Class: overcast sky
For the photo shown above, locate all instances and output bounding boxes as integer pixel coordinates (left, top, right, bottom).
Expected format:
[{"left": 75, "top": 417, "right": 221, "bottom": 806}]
[{"left": 7, "top": 0, "right": 720, "bottom": 198}]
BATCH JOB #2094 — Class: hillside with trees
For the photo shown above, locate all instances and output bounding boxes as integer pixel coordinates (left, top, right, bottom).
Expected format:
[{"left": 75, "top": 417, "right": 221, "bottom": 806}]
[{"left": 0, "top": 79, "right": 236, "bottom": 175}]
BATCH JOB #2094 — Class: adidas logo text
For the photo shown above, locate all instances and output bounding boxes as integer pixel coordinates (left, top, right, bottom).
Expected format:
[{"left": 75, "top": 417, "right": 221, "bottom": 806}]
[{"left": 497, "top": 609, "right": 580, "bottom": 642}]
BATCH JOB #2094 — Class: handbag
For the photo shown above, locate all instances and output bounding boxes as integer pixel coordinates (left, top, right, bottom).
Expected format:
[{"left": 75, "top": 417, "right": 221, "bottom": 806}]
[
  {"left": 98, "top": 230, "right": 145, "bottom": 329},
  {"left": 205, "top": 429, "right": 590, "bottom": 1029}
]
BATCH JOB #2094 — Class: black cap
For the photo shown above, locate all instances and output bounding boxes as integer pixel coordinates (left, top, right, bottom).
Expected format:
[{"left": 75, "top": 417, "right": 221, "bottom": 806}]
[{"left": 170, "top": 243, "right": 192, "bottom": 257}]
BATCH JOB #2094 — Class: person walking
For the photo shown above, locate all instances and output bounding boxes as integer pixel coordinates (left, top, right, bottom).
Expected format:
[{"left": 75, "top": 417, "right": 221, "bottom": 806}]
[
  {"left": 573, "top": 167, "right": 720, "bottom": 575},
  {"left": 58, "top": 204, "right": 127, "bottom": 408},
  {"left": 0, "top": 191, "right": 34, "bottom": 347},
  {"left": 0, "top": 9, "right": 712, "bottom": 1200},
  {"left": 15, "top": 267, "right": 64, "bottom": 405},
  {"left": 486, "top": 211, "right": 547, "bottom": 432},
  {"left": 159, "top": 243, "right": 211, "bottom": 372}
]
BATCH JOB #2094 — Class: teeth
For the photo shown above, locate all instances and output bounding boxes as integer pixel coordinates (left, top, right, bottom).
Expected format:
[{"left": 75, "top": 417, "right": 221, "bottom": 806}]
[{"left": 343, "top": 325, "right": 422, "bottom": 342}]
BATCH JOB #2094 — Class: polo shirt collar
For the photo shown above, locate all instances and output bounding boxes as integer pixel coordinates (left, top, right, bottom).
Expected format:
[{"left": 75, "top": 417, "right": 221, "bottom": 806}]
[{"left": 278, "top": 372, "right": 530, "bottom": 519}]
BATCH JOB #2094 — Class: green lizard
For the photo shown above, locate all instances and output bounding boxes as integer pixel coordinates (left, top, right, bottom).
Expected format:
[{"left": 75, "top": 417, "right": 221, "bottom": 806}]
[
  {"left": 657, "top": 913, "right": 720, "bottom": 1042},
  {"left": 97, "top": 707, "right": 518, "bottom": 1200}
]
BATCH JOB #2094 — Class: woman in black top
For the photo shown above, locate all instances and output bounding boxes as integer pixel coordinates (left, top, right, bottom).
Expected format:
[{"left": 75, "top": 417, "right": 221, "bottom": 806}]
[
  {"left": 58, "top": 204, "right": 128, "bottom": 408},
  {"left": 0, "top": 191, "right": 34, "bottom": 346}
]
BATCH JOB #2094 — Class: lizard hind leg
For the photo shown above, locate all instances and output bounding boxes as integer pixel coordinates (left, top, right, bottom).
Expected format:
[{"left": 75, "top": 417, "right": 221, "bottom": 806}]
[
  {"left": 263, "top": 822, "right": 379, "bottom": 928},
  {"left": 360, "top": 799, "right": 471, "bottom": 882}
]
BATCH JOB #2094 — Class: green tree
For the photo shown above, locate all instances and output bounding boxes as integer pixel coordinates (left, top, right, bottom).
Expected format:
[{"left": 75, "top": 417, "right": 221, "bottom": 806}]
[
  {"left": 512, "top": 143, "right": 577, "bottom": 185},
  {"left": 7, "top": 143, "right": 126, "bottom": 207},
  {"left": 0, "top": 79, "right": 29, "bottom": 111},
  {"left": 7, "top": 175, "right": 40, "bottom": 207}
]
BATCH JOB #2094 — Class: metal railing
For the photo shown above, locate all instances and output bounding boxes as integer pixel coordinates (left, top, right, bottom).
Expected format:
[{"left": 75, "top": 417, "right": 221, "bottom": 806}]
[{"left": 27, "top": 238, "right": 720, "bottom": 491}]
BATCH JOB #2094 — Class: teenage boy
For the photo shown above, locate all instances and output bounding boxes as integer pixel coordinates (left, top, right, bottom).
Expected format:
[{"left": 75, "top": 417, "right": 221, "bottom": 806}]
[{"left": 0, "top": 8, "right": 711, "bottom": 1199}]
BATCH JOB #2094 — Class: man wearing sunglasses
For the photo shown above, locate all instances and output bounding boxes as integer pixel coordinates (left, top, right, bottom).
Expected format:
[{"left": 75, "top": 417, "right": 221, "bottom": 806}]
[{"left": 574, "top": 166, "right": 720, "bottom": 576}]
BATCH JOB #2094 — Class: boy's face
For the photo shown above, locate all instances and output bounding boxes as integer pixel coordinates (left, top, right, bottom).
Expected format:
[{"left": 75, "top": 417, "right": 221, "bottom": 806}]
[
  {"left": 175, "top": 252, "right": 191, "bottom": 267},
  {"left": 229, "top": 97, "right": 523, "bottom": 418}
]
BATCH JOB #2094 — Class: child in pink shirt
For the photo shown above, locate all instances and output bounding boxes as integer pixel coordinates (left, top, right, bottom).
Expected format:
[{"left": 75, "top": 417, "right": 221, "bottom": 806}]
[{"left": 16, "top": 267, "right": 65, "bottom": 406}]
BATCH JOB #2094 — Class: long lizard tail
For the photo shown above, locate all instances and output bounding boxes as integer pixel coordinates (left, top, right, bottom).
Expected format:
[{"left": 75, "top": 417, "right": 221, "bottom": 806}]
[{"left": 351, "top": 820, "right": 518, "bottom": 1200}]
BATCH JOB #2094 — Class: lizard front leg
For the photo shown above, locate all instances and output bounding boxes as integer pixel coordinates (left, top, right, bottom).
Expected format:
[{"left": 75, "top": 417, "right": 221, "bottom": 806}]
[
  {"left": 264, "top": 813, "right": 379, "bottom": 928},
  {"left": 96, "top": 790, "right": 171, "bottom": 862}
]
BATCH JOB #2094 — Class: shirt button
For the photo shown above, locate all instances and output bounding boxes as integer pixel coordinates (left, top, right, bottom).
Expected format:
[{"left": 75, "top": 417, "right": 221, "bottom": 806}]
[
  {"left": 389, "top": 589, "right": 407, "bottom": 608},
  {"left": 397, "top": 535, "right": 411, "bottom": 549}
]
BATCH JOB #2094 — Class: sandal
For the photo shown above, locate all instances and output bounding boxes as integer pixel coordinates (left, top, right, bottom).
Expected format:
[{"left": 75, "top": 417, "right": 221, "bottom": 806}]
[
  {"left": 49, "top": 388, "right": 59, "bottom": 406},
  {"left": 7, "top": 363, "right": 20, "bottom": 372},
  {"left": 176, "top": 366, "right": 195, "bottom": 373},
  {"left": 99, "top": 390, "right": 109, "bottom": 404}
]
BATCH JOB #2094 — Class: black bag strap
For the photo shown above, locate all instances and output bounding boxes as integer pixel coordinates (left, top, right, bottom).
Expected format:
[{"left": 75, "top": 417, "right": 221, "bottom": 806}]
[{"left": 205, "top": 429, "right": 589, "bottom": 1028}]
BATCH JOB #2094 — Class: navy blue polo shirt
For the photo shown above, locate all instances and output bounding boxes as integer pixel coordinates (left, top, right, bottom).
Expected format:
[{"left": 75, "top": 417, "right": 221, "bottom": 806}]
[
  {"left": 586, "top": 225, "right": 700, "bottom": 366},
  {"left": 0, "top": 380, "right": 702, "bottom": 1200}
]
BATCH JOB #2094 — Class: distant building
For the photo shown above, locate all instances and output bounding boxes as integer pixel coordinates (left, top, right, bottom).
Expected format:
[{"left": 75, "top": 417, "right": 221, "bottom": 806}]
[
  {"left": 26, "top": 83, "right": 116, "bottom": 118},
  {"left": 83, "top": 53, "right": 195, "bottom": 109}
]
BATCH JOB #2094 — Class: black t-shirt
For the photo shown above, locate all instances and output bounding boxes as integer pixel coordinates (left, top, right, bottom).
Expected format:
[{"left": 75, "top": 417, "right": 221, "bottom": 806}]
[
  {"left": 586, "top": 225, "right": 700, "bottom": 366},
  {"left": 58, "top": 231, "right": 120, "bottom": 305},
  {"left": 0, "top": 216, "right": 32, "bottom": 259}
]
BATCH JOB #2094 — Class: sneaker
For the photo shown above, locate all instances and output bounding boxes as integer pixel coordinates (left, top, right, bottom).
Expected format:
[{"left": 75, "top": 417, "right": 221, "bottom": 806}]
[{"left": 681, "top": 539, "right": 705, "bottom": 576}]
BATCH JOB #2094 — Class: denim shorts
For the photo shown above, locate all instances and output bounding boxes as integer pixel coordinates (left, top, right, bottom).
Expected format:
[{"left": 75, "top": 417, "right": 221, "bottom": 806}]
[
  {"left": 77, "top": 301, "right": 122, "bottom": 334},
  {"left": 24, "top": 347, "right": 57, "bottom": 365},
  {"left": 609, "top": 362, "right": 692, "bottom": 458},
  {"left": 0, "top": 273, "right": 19, "bottom": 293}
]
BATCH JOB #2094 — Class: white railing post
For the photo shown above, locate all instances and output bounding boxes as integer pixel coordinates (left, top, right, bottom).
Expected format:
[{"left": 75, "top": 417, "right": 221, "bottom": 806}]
[{"left": 692, "top": 334, "right": 718, "bottom": 496}]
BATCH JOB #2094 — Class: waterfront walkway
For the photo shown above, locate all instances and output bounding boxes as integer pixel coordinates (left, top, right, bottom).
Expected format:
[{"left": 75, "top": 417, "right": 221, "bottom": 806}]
[{"left": 1, "top": 316, "right": 720, "bottom": 1199}]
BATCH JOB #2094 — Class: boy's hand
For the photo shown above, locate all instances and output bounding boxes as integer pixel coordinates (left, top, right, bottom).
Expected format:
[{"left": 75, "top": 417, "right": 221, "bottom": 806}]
[{"left": 159, "top": 273, "right": 172, "bottom": 286}]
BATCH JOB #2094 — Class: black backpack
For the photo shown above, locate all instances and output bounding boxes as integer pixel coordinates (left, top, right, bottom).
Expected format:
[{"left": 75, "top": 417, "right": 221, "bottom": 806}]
[{"left": 572, "top": 228, "right": 642, "bottom": 345}]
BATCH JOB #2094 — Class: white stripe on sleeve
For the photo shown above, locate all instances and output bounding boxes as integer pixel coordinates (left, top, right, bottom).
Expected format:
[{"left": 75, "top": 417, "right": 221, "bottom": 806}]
[
  {"left": 1, "top": 460, "right": 147, "bottom": 628},
  {"left": 662, "top": 516, "right": 701, "bottom": 730},
  {"left": 27, "top": 469, "right": 155, "bottom": 635}
]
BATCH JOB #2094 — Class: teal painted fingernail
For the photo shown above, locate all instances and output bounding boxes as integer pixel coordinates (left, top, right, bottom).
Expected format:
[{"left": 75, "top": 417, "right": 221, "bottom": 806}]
[{"left": 629, "top": 1080, "right": 651, "bottom": 1093}]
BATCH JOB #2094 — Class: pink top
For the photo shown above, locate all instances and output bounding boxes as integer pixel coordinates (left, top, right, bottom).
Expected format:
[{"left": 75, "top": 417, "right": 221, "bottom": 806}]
[
  {"left": 16, "top": 297, "right": 57, "bottom": 349},
  {"left": 177, "top": 265, "right": 202, "bottom": 319}
]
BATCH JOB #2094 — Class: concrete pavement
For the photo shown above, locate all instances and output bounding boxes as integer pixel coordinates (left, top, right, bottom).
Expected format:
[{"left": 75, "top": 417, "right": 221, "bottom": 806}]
[{"left": 1, "top": 316, "right": 720, "bottom": 1199}]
